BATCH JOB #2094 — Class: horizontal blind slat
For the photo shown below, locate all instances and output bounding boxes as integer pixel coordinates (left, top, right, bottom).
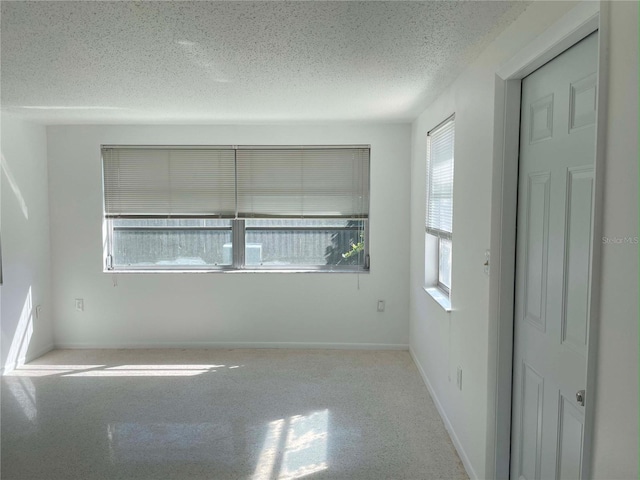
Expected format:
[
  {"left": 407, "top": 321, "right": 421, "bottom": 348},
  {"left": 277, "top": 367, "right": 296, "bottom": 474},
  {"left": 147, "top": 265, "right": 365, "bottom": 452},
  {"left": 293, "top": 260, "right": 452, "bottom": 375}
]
[
  {"left": 236, "top": 148, "right": 370, "bottom": 218},
  {"left": 103, "top": 146, "right": 370, "bottom": 219},
  {"left": 426, "top": 118, "right": 455, "bottom": 234},
  {"left": 103, "top": 148, "right": 236, "bottom": 217}
]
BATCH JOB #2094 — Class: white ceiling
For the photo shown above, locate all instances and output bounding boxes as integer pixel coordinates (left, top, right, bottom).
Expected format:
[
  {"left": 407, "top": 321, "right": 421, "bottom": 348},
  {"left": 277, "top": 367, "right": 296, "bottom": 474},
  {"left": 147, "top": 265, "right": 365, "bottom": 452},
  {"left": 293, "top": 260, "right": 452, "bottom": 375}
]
[{"left": 1, "top": 1, "right": 529, "bottom": 125}]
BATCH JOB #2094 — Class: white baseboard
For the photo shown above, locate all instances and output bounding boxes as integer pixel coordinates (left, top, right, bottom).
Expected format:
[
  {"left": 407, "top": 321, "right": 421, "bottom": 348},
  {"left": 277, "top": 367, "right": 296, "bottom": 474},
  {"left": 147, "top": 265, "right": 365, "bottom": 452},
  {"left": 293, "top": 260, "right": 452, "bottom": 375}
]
[
  {"left": 27, "top": 342, "right": 55, "bottom": 363},
  {"left": 2, "top": 342, "right": 54, "bottom": 375},
  {"left": 54, "top": 341, "right": 409, "bottom": 351},
  {"left": 2, "top": 361, "right": 18, "bottom": 375},
  {"left": 3, "top": 341, "right": 408, "bottom": 372},
  {"left": 409, "top": 346, "right": 478, "bottom": 480}
]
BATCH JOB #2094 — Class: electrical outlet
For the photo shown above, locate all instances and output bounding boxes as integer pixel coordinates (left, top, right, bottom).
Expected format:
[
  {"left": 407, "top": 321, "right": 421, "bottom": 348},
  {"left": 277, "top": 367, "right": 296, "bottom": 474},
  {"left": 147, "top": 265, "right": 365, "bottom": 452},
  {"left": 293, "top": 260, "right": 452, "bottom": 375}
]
[
  {"left": 456, "top": 366, "right": 463, "bottom": 391},
  {"left": 377, "top": 300, "right": 385, "bottom": 312},
  {"left": 75, "top": 298, "right": 84, "bottom": 312},
  {"left": 35, "top": 305, "right": 42, "bottom": 320}
]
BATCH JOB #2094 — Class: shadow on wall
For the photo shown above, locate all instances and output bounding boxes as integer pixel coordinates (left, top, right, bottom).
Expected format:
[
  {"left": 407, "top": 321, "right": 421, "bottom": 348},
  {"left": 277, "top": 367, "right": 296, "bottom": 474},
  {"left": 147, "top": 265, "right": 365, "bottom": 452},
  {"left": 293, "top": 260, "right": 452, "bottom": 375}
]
[{"left": 1, "top": 153, "right": 29, "bottom": 220}]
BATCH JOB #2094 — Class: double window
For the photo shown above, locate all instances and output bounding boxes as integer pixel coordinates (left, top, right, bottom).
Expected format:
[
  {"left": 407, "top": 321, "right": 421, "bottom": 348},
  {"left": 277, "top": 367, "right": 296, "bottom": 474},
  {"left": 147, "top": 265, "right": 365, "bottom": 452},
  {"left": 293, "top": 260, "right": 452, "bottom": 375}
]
[
  {"left": 425, "top": 116, "right": 455, "bottom": 298},
  {"left": 102, "top": 146, "right": 370, "bottom": 272}
]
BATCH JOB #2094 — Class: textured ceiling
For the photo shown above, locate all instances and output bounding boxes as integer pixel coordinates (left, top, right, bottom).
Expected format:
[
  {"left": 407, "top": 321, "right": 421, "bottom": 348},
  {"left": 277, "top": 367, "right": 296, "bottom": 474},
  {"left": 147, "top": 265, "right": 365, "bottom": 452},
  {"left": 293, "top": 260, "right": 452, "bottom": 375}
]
[{"left": 1, "top": 1, "right": 529, "bottom": 124}]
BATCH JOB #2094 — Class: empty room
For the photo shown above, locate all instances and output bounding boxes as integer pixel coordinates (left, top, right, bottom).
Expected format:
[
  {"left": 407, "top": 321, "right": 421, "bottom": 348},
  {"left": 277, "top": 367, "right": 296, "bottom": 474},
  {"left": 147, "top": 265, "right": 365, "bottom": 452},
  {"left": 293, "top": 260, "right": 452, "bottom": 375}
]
[{"left": 1, "top": 1, "right": 637, "bottom": 479}]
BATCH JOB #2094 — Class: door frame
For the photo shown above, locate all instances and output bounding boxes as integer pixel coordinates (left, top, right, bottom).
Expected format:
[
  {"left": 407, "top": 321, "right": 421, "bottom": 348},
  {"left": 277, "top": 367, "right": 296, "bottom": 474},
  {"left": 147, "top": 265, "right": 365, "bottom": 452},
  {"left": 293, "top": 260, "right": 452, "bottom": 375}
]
[{"left": 486, "top": 2, "right": 609, "bottom": 479}]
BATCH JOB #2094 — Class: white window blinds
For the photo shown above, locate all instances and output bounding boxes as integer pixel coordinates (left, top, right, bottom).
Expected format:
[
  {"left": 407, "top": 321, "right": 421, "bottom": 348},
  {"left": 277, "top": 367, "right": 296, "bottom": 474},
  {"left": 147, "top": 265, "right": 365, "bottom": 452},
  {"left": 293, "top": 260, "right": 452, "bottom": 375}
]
[
  {"left": 236, "top": 147, "right": 370, "bottom": 218},
  {"left": 103, "top": 145, "right": 370, "bottom": 219},
  {"left": 102, "top": 147, "right": 236, "bottom": 218},
  {"left": 426, "top": 117, "right": 455, "bottom": 239}
]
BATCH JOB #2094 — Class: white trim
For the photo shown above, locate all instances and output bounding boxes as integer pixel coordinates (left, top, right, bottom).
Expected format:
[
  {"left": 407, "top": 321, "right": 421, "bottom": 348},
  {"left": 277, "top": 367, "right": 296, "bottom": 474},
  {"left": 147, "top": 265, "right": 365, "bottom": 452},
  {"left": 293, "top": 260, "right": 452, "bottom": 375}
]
[
  {"left": 410, "top": 347, "right": 478, "bottom": 480},
  {"left": 496, "top": 1, "right": 600, "bottom": 79},
  {"left": 2, "top": 363, "right": 18, "bottom": 376},
  {"left": 424, "top": 286, "right": 452, "bottom": 312},
  {"left": 582, "top": 4, "right": 609, "bottom": 479},
  {"left": 2, "top": 342, "right": 54, "bottom": 375},
  {"left": 53, "top": 342, "right": 409, "bottom": 351},
  {"left": 3, "top": 361, "right": 17, "bottom": 375},
  {"left": 487, "top": 76, "right": 522, "bottom": 480},
  {"left": 488, "top": 2, "right": 606, "bottom": 479}
]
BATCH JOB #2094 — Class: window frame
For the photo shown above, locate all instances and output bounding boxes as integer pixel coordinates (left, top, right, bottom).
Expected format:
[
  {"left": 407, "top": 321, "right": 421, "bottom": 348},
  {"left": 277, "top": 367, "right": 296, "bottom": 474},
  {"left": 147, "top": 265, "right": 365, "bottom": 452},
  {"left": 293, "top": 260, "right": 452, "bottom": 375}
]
[
  {"left": 436, "top": 237, "right": 452, "bottom": 295},
  {"left": 425, "top": 115, "right": 455, "bottom": 301},
  {"left": 105, "top": 219, "right": 369, "bottom": 273},
  {"left": 239, "top": 219, "right": 369, "bottom": 272},
  {"left": 105, "top": 217, "right": 235, "bottom": 272},
  {"left": 101, "top": 145, "right": 371, "bottom": 273}
]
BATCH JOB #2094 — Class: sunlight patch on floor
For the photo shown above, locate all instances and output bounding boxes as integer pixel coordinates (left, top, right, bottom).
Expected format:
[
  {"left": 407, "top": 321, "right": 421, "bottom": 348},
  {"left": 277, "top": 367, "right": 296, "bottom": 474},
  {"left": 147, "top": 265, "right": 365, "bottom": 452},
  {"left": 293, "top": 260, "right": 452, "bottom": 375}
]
[
  {"left": 5, "top": 364, "right": 106, "bottom": 377},
  {"left": 7, "top": 362, "right": 244, "bottom": 378},
  {"left": 64, "top": 368, "right": 211, "bottom": 377},
  {"left": 253, "top": 410, "right": 329, "bottom": 480},
  {"left": 253, "top": 419, "right": 286, "bottom": 480},
  {"left": 6, "top": 377, "right": 37, "bottom": 424},
  {"left": 280, "top": 410, "right": 328, "bottom": 479}
]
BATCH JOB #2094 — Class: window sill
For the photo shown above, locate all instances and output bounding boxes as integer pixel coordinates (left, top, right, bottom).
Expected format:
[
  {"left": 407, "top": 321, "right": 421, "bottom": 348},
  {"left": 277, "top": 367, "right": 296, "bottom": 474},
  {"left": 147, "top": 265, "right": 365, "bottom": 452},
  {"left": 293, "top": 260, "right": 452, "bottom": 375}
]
[
  {"left": 423, "top": 287, "right": 452, "bottom": 312},
  {"left": 104, "top": 268, "right": 370, "bottom": 274}
]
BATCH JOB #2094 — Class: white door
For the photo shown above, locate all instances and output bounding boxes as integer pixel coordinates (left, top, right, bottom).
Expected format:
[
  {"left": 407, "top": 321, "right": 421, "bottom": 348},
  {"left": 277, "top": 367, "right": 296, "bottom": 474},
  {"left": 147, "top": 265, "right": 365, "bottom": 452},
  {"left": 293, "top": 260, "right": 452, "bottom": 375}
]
[{"left": 511, "top": 32, "right": 598, "bottom": 480}]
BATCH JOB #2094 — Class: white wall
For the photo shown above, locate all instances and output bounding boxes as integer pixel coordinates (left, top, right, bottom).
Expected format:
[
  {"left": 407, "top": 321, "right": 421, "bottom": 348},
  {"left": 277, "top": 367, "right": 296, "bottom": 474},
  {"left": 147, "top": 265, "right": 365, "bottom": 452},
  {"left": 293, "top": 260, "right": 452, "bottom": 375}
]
[
  {"left": 47, "top": 124, "right": 411, "bottom": 349},
  {"left": 410, "top": 1, "right": 638, "bottom": 479},
  {"left": 1, "top": 115, "right": 54, "bottom": 372},
  {"left": 591, "top": 2, "right": 639, "bottom": 477},
  {"left": 410, "top": 2, "right": 577, "bottom": 475}
]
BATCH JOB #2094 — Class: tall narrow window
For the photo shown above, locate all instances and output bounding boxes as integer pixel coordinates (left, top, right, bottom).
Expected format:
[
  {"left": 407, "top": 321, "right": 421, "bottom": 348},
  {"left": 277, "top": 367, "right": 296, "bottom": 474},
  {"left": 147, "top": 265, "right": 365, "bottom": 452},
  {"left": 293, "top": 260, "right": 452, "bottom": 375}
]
[
  {"left": 102, "top": 145, "right": 370, "bottom": 272},
  {"left": 426, "top": 116, "right": 455, "bottom": 299}
]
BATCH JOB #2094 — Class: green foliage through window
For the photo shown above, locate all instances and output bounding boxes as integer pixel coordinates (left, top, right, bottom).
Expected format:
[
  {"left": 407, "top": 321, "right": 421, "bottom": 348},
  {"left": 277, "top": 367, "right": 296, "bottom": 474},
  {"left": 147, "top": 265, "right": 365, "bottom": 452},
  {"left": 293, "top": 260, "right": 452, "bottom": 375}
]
[{"left": 324, "top": 220, "right": 365, "bottom": 266}]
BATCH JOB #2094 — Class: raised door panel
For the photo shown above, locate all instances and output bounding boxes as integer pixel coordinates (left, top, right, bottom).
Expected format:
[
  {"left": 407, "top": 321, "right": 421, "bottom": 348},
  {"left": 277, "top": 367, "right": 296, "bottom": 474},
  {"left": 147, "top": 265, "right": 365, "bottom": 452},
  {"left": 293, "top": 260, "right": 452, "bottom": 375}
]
[
  {"left": 556, "top": 394, "right": 585, "bottom": 479},
  {"left": 561, "top": 168, "right": 594, "bottom": 354},
  {"left": 518, "top": 363, "right": 544, "bottom": 480},
  {"left": 524, "top": 173, "right": 551, "bottom": 331}
]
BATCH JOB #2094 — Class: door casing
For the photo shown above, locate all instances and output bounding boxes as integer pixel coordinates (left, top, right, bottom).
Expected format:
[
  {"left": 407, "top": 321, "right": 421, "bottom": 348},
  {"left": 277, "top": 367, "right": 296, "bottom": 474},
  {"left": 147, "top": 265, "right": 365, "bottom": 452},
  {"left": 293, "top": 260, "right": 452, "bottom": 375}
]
[{"left": 486, "top": 2, "right": 609, "bottom": 479}]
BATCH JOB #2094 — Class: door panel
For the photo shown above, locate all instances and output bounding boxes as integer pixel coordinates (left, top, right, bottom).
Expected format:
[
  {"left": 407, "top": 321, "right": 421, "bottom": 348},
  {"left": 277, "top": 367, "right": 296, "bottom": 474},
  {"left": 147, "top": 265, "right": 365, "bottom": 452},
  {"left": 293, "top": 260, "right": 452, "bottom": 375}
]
[
  {"left": 518, "top": 362, "right": 544, "bottom": 480},
  {"left": 511, "top": 32, "right": 598, "bottom": 480},
  {"left": 557, "top": 393, "right": 585, "bottom": 479},
  {"left": 562, "top": 167, "right": 594, "bottom": 355},
  {"left": 524, "top": 172, "right": 550, "bottom": 331}
]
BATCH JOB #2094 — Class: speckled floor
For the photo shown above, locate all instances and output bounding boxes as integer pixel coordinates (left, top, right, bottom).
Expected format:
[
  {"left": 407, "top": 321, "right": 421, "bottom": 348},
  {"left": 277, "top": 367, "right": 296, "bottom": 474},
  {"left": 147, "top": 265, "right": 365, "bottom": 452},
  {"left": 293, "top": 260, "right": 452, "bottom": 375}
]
[{"left": 1, "top": 349, "right": 467, "bottom": 480}]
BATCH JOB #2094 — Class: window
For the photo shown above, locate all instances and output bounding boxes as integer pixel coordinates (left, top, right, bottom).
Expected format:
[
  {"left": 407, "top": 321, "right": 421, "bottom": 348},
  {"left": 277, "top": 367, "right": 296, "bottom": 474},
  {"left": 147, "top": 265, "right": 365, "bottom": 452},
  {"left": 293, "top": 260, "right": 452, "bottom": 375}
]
[
  {"left": 425, "top": 116, "right": 454, "bottom": 303},
  {"left": 102, "top": 145, "right": 370, "bottom": 272}
]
